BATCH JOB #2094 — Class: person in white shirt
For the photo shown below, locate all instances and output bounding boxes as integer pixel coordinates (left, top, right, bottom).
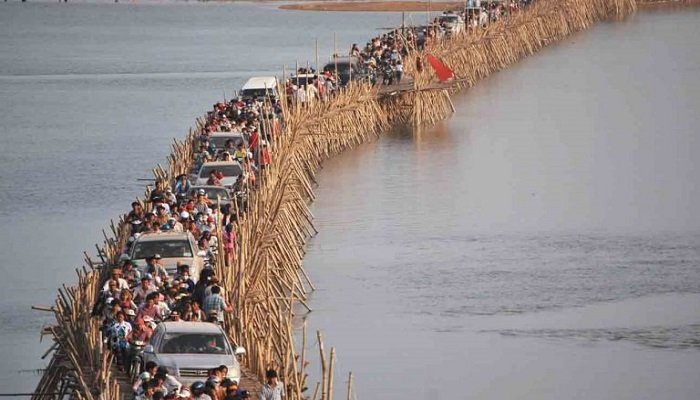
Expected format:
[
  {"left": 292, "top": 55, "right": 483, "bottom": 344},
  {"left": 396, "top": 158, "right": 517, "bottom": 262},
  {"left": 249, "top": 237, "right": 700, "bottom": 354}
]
[
  {"left": 259, "top": 369, "right": 284, "bottom": 400},
  {"left": 102, "top": 267, "right": 129, "bottom": 293}
]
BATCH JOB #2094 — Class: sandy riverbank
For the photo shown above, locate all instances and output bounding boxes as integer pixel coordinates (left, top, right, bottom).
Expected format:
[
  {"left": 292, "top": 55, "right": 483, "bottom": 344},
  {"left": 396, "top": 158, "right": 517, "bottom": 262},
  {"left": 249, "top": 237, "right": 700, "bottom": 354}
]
[{"left": 279, "top": 1, "right": 464, "bottom": 12}]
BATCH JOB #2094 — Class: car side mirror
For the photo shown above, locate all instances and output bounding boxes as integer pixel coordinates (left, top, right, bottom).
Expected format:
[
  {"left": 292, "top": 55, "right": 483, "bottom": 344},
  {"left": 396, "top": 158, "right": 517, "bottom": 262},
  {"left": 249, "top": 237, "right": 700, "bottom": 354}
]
[
  {"left": 234, "top": 346, "right": 246, "bottom": 356},
  {"left": 144, "top": 345, "right": 155, "bottom": 354}
]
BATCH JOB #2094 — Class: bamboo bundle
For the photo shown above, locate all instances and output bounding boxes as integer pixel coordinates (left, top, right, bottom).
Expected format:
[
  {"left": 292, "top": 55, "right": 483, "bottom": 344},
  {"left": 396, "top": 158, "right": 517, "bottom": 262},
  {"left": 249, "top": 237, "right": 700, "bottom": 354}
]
[
  {"left": 637, "top": 0, "right": 700, "bottom": 8},
  {"left": 221, "top": 82, "right": 390, "bottom": 398}
]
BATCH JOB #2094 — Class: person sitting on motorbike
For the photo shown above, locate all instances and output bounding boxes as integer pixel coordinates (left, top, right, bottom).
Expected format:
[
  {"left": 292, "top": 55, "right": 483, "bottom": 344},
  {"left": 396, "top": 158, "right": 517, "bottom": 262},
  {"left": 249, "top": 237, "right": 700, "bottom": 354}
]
[
  {"left": 233, "top": 142, "right": 248, "bottom": 163},
  {"left": 163, "top": 187, "right": 177, "bottom": 205},
  {"left": 119, "top": 290, "right": 137, "bottom": 313},
  {"left": 190, "top": 381, "right": 212, "bottom": 400},
  {"left": 156, "top": 366, "right": 183, "bottom": 395},
  {"left": 133, "top": 274, "right": 157, "bottom": 305},
  {"left": 205, "top": 376, "right": 224, "bottom": 400},
  {"left": 135, "top": 380, "right": 158, "bottom": 400},
  {"left": 232, "top": 174, "right": 246, "bottom": 194},
  {"left": 198, "top": 237, "right": 215, "bottom": 263},
  {"left": 131, "top": 317, "right": 153, "bottom": 343},
  {"left": 109, "top": 311, "right": 132, "bottom": 369},
  {"left": 133, "top": 361, "right": 158, "bottom": 395},
  {"left": 174, "top": 264, "right": 195, "bottom": 293},
  {"left": 137, "top": 293, "right": 162, "bottom": 322},
  {"left": 173, "top": 174, "right": 191, "bottom": 200},
  {"left": 195, "top": 190, "right": 211, "bottom": 215},
  {"left": 145, "top": 255, "right": 169, "bottom": 287},
  {"left": 149, "top": 373, "right": 168, "bottom": 396},
  {"left": 121, "top": 259, "right": 141, "bottom": 288}
]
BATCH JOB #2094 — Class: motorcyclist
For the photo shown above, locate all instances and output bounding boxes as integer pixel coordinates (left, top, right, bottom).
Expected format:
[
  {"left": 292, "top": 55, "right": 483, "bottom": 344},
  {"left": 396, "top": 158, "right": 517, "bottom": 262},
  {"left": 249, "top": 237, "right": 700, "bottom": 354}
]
[
  {"left": 133, "top": 361, "right": 158, "bottom": 395},
  {"left": 109, "top": 311, "right": 132, "bottom": 369},
  {"left": 174, "top": 174, "right": 191, "bottom": 201},
  {"left": 190, "top": 381, "right": 212, "bottom": 400},
  {"left": 156, "top": 366, "right": 183, "bottom": 395}
]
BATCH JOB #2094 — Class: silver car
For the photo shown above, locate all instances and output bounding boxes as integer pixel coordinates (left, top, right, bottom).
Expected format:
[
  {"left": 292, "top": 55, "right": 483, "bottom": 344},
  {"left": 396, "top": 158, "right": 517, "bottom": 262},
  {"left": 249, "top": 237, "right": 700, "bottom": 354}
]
[
  {"left": 130, "top": 232, "right": 205, "bottom": 282},
  {"left": 143, "top": 322, "right": 246, "bottom": 385}
]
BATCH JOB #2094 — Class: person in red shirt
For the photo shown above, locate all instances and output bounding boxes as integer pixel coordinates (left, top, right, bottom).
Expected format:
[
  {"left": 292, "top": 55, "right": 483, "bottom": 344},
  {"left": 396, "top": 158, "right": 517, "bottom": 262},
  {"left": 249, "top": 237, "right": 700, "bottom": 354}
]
[
  {"left": 137, "top": 293, "right": 161, "bottom": 322},
  {"left": 260, "top": 141, "right": 271, "bottom": 171},
  {"left": 131, "top": 318, "right": 153, "bottom": 343}
]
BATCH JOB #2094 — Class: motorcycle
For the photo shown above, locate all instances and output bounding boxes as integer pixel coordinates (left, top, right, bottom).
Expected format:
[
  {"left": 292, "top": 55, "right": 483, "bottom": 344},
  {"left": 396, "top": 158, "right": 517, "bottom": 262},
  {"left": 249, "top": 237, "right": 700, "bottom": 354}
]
[
  {"left": 233, "top": 189, "right": 249, "bottom": 213},
  {"left": 128, "top": 340, "right": 146, "bottom": 381},
  {"left": 381, "top": 64, "right": 394, "bottom": 85}
]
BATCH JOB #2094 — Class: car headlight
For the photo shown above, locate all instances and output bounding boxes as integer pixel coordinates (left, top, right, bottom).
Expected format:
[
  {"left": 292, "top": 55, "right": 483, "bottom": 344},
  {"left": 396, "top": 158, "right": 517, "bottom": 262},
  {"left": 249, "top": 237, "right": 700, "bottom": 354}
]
[{"left": 226, "top": 364, "right": 241, "bottom": 381}]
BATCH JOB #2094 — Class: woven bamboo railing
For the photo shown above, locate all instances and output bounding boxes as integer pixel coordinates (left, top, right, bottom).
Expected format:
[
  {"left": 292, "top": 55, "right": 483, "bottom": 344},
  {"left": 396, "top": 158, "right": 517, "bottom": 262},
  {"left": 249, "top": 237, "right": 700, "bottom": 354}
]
[{"left": 388, "top": 0, "right": 638, "bottom": 125}]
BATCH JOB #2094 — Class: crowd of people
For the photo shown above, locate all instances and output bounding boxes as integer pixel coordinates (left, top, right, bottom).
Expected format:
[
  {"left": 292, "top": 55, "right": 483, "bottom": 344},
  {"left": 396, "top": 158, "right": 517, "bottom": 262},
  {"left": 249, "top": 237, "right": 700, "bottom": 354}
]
[{"left": 95, "top": 86, "right": 288, "bottom": 399}]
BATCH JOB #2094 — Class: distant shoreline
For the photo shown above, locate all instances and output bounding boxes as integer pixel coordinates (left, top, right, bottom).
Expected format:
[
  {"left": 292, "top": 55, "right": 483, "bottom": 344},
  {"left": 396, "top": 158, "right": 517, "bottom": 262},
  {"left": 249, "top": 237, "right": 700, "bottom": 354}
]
[{"left": 279, "top": 1, "right": 465, "bottom": 12}]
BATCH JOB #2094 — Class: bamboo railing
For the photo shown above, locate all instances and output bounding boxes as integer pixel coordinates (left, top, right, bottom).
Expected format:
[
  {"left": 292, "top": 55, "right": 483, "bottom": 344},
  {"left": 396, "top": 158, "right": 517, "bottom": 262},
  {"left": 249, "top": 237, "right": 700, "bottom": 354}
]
[
  {"left": 32, "top": 0, "right": 656, "bottom": 398},
  {"left": 391, "top": 0, "right": 638, "bottom": 125}
]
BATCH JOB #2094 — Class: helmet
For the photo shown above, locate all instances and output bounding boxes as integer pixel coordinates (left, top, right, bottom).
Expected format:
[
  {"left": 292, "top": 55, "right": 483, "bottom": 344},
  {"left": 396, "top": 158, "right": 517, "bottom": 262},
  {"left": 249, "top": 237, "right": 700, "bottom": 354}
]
[
  {"left": 206, "top": 376, "right": 220, "bottom": 388},
  {"left": 180, "top": 211, "right": 190, "bottom": 220},
  {"left": 191, "top": 381, "right": 206, "bottom": 395}
]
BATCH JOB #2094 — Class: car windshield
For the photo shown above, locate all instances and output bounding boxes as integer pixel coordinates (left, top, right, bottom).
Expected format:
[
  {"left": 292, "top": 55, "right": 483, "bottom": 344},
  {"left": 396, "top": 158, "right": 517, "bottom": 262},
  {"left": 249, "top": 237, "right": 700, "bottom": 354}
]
[
  {"left": 210, "top": 136, "right": 244, "bottom": 149},
  {"left": 199, "top": 164, "right": 242, "bottom": 178},
  {"left": 132, "top": 239, "right": 193, "bottom": 259},
  {"left": 159, "top": 333, "right": 231, "bottom": 355},
  {"left": 291, "top": 75, "right": 316, "bottom": 87},
  {"left": 193, "top": 188, "right": 230, "bottom": 201},
  {"left": 324, "top": 63, "right": 354, "bottom": 73},
  {"left": 241, "top": 88, "right": 275, "bottom": 99},
  {"left": 441, "top": 16, "right": 459, "bottom": 23}
]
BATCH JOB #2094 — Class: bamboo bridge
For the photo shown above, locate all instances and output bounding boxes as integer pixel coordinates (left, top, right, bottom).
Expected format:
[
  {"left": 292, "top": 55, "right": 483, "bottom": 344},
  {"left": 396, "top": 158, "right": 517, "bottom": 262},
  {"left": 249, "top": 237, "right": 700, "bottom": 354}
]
[{"left": 30, "top": 0, "right": 695, "bottom": 399}]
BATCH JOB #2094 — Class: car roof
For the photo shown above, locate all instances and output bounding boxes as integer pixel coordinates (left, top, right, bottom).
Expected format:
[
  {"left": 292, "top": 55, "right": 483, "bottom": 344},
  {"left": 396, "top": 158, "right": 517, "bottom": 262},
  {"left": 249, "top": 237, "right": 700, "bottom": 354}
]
[
  {"left": 326, "top": 56, "right": 359, "bottom": 65},
  {"left": 135, "top": 232, "right": 191, "bottom": 242},
  {"left": 198, "top": 161, "right": 243, "bottom": 174},
  {"left": 161, "top": 321, "right": 225, "bottom": 334},
  {"left": 209, "top": 132, "right": 244, "bottom": 138},
  {"left": 241, "top": 76, "right": 278, "bottom": 91},
  {"left": 292, "top": 73, "right": 317, "bottom": 78},
  {"left": 199, "top": 160, "right": 242, "bottom": 167}
]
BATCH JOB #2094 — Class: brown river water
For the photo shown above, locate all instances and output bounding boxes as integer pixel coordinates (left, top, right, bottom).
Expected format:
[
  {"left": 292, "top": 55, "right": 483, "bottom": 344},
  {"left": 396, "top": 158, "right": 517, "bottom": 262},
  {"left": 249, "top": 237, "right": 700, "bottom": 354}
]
[{"left": 1, "top": 2, "right": 699, "bottom": 398}]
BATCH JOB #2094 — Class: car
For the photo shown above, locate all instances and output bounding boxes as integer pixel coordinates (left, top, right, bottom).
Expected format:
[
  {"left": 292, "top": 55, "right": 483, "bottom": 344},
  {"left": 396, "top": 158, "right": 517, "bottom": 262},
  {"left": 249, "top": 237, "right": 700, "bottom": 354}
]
[
  {"left": 240, "top": 76, "right": 279, "bottom": 101},
  {"left": 194, "top": 160, "right": 244, "bottom": 188},
  {"left": 439, "top": 12, "right": 465, "bottom": 35},
  {"left": 129, "top": 232, "right": 205, "bottom": 282},
  {"left": 289, "top": 73, "right": 319, "bottom": 88},
  {"left": 323, "top": 56, "right": 361, "bottom": 86},
  {"left": 143, "top": 322, "right": 246, "bottom": 386}
]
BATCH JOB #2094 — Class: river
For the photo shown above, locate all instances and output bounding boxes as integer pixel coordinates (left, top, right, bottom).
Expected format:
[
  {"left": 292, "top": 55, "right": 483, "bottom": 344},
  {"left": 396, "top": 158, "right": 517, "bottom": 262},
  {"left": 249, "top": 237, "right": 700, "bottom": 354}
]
[
  {"left": 301, "top": 7, "right": 700, "bottom": 400},
  {"left": 0, "top": 2, "right": 698, "bottom": 398}
]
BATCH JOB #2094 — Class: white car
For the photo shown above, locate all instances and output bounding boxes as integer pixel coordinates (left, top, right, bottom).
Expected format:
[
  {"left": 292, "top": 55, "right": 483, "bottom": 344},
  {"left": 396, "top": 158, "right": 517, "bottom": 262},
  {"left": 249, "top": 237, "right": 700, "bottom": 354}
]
[
  {"left": 439, "top": 13, "right": 465, "bottom": 35},
  {"left": 194, "top": 160, "right": 243, "bottom": 188},
  {"left": 130, "top": 232, "right": 205, "bottom": 282},
  {"left": 240, "top": 76, "right": 279, "bottom": 101},
  {"left": 143, "top": 322, "right": 246, "bottom": 385}
]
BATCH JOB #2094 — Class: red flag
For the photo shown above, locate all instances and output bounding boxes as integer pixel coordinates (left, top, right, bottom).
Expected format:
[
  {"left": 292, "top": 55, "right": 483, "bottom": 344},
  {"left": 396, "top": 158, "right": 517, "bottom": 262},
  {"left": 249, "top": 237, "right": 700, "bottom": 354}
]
[{"left": 426, "top": 54, "right": 455, "bottom": 82}]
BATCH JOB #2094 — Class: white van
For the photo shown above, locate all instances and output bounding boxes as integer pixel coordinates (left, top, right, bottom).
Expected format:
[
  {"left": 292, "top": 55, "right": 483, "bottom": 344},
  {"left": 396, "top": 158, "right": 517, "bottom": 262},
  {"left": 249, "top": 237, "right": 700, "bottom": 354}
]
[{"left": 240, "top": 76, "right": 278, "bottom": 101}]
